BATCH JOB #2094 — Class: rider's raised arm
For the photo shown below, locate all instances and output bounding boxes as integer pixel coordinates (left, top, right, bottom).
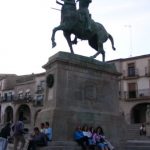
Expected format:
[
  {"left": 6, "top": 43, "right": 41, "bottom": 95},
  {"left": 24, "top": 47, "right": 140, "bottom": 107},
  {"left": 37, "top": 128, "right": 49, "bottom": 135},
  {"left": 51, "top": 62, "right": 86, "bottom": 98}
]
[{"left": 56, "top": 0, "right": 63, "bottom": 5}]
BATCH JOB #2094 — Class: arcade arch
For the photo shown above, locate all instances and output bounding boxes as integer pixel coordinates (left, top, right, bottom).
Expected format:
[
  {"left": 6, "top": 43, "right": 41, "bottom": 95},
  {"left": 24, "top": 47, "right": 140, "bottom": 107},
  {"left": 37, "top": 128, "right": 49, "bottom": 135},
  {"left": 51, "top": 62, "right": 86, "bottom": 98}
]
[
  {"left": 4, "top": 106, "right": 13, "bottom": 123},
  {"left": 16, "top": 104, "right": 31, "bottom": 123},
  {"left": 131, "top": 103, "right": 150, "bottom": 124}
]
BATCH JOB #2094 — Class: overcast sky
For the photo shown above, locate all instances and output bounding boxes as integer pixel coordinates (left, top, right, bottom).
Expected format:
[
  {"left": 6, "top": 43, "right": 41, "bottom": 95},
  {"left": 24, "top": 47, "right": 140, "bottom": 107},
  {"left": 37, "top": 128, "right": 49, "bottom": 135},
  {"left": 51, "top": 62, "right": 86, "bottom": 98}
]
[{"left": 0, "top": 0, "right": 149, "bottom": 75}]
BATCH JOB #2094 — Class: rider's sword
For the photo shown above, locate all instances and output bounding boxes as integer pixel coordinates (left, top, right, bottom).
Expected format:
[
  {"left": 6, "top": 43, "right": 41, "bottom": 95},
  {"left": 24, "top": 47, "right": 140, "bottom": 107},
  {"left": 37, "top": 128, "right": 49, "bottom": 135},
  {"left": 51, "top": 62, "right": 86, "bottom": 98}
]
[{"left": 51, "top": 7, "right": 61, "bottom": 11}]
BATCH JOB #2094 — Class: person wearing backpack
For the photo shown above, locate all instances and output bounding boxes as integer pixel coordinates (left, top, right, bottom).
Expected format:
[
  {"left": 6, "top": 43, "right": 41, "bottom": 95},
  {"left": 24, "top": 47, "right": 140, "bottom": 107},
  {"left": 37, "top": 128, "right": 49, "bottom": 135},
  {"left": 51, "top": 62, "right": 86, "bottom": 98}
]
[
  {"left": 0, "top": 122, "right": 11, "bottom": 139},
  {"left": 13, "top": 118, "right": 25, "bottom": 150}
]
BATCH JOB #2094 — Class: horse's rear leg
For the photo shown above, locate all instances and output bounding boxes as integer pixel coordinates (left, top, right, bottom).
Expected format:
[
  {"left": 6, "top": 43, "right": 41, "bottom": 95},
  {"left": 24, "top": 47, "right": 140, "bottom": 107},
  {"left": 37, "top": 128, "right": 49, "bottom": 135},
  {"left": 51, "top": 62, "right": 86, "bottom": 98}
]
[
  {"left": 91, "top": 43, "right": 105, "bottom": 62},
  {"left": 108, "top": 33, "right": 116, "bottom": 50},
  {"left": 71, "top": 36, "right": 78, "bottom": 45},
  {"left": 51, "top": 25, "right": 63, "bottom": 48},
  {"left": 63, "top": 32, "right": 74, "bottom": 54}
]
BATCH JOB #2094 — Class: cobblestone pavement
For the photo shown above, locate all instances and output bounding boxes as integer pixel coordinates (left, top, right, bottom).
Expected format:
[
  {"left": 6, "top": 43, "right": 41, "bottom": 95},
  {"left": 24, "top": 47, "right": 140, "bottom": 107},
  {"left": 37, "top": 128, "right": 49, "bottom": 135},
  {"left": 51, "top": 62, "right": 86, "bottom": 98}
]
[
  {"left": 7, "top": 135, "right": 29, "bottom": 150},
  {"left": 7, "top": 142, "right": 29, "bottom": 150}
]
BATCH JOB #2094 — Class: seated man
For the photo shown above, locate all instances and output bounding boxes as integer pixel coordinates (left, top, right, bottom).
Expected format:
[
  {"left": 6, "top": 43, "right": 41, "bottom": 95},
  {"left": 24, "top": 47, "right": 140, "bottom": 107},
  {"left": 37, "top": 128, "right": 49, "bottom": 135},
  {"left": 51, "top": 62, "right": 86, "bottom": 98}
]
[
  {"left": 44, "top": 122, "right": 52, "bottom": 141},
  {"left": 27, "top": 127, "right": 47, "bottom": 150},
  {"left": 74, "top": 126, "right": 89, "bottom": 150}
]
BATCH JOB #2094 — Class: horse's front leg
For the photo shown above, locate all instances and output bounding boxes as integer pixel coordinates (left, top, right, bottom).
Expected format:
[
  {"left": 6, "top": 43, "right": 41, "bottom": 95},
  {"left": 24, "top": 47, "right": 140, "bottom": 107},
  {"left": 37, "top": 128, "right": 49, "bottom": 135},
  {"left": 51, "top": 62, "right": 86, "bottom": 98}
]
[
  {"left": 51, "top": 25, "right": 63, "bottom": 48},
  {"left": 63, "top": 32, "right": 74, "bottom": 54}
]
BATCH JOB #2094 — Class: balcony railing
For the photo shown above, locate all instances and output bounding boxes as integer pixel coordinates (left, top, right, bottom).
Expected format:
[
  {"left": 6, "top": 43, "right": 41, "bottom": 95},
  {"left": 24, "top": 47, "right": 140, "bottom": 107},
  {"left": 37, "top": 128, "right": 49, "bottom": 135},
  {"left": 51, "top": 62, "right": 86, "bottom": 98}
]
[
  {"left": 0, "top": 95, "right": 14, "bottom": 102},
  {"left": 122, "top": 68, "right": 139, "bottom": 79},
  {"left": 13, "top": 95, "right": 33, "bottom": 103},
  {"left": 33, "top": 100, "right": 43, "bottom": 107},
  {"left": 35, "top": 85, "right": 44, "bottom": 94},
  {"left": 120, "top": 89, "right": 150, "bottom": 100}
]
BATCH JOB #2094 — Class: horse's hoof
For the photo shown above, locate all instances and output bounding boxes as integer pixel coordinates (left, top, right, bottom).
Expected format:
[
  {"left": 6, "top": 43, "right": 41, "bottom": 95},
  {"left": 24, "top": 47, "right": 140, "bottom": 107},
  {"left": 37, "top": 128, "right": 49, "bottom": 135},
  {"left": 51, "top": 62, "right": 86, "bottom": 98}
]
[
  {"left": 113, "top": 47, "right": 116, "bottom": 50},
  {"left": 52, "top": 42, "right": 56, "bottom": 48},
  {"left": 90, "top": 55, "right": 95, "bottom": 59},
  {"left": 72, "top": 40, "right": 77, "bottom": 45}
]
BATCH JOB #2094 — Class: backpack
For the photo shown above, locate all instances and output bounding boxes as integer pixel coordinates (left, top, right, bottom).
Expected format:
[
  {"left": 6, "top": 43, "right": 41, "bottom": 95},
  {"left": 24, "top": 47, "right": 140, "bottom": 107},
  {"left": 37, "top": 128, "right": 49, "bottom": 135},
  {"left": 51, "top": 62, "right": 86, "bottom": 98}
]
[{"left": 13, "top": 121, "right": 24, "bottom": 136}]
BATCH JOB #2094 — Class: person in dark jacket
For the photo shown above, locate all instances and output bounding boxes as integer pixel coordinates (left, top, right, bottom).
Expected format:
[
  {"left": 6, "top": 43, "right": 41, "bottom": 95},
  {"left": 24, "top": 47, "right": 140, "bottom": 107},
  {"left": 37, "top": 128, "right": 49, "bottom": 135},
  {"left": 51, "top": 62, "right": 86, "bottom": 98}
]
[
  {"left": 27, "top": 127, "right": 47, "bottom": 150},
  {"left": 13, "top": 119, "right": 26, "bottom": 150},
  {"left": 0, "top": 122, "right": 11, "bottom": 139}
]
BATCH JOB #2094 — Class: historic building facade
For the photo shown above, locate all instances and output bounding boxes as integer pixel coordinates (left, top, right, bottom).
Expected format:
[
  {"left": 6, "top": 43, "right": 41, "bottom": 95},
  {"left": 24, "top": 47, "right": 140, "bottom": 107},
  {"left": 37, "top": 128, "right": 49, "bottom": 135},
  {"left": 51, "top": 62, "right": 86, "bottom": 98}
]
[
  {"left": 109, "top": 54, "right": 150, "bottom": 124},
  {"left": 0, "top": 73, "right": 45, "bottom": 128},
  {"left": 0, "top": 54, "right": 150, "bottom": 128}
]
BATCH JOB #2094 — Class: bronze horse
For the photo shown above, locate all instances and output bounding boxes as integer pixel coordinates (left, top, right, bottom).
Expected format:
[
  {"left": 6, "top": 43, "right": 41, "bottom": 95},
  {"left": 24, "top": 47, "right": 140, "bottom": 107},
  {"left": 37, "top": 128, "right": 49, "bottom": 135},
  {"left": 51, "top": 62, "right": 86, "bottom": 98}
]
[{"left": 51, "top": 0, "right": 116, "bottom": 61}]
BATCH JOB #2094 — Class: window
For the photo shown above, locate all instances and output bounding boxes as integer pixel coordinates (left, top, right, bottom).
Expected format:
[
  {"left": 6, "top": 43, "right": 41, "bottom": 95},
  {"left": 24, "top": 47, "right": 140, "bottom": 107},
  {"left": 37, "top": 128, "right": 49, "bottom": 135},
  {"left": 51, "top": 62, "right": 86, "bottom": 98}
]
[
  {"left": 128, "top": 63, "right": 135, "bottom": 77},
  {"left": 128, "top": 82, "right": 137, "bottom": 98},
  {"left": 8, "top": 92, "right": 13, "bottom": 101},
  {"left": 40, "top": 80, "right": 45, "bottom": 87},
  {"left": 4, "top": 93, "right": 8, "bottom": 101},
  {"left": 18, "top": 91, "right": 23, "bottom": 100},
  {"left": 25, "top": 91, "right": 31, "bottom": 100},
  {"left": 37, "top": 95, "right": 43, "bottom": 101},
  {"left": 36, "top": 95, "right": 43, "bottom": 106},
  {"left": 37, "top": 85, "right": 43, "bottom": 92}
]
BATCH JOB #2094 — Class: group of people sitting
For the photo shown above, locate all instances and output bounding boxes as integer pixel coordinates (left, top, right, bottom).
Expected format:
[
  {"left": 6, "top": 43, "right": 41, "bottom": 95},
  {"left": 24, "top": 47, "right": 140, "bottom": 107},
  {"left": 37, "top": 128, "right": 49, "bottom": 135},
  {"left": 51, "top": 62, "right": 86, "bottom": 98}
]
[
  {"left": 74, "top": 125, "right": 114, "bottom": 150},
  {"left": 27, "top": 122, "right": 52, "bottom": 150}
]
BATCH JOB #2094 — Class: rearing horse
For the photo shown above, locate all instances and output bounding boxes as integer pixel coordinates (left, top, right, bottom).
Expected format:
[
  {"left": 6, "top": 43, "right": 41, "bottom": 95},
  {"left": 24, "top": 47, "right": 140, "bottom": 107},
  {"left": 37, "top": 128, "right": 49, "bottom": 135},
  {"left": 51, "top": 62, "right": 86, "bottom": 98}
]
[{"left": 51, "top": 0, "right": 116, "bottom": 61}]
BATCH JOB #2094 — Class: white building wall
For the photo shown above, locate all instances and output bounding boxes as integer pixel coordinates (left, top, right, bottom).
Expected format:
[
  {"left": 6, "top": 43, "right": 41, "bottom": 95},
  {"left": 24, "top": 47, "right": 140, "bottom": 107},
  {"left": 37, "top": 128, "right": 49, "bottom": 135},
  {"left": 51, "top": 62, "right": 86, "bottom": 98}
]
[{"left": 138, "top": 78, "right": 149, "bottom": 89}]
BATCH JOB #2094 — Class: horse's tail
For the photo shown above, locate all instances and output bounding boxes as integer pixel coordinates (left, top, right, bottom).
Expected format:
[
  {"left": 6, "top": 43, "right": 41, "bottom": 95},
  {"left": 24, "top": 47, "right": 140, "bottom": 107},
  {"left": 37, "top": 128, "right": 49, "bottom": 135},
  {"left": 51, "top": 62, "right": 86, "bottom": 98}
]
[{"left": 108, "top": 33, "right": 116, "bottom": 51}]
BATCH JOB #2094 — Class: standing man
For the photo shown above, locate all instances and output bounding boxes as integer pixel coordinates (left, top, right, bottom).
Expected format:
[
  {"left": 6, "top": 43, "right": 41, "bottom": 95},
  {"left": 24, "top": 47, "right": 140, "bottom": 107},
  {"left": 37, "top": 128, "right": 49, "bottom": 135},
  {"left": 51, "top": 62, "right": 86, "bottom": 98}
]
[{"left": 13, "top": 118, "right": 25, "bottom": 150}]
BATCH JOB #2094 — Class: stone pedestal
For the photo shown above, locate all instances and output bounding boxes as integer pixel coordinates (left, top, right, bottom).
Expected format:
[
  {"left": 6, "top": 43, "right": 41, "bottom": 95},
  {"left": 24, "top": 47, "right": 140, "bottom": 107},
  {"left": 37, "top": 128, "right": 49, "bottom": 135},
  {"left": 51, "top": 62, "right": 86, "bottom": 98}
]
[{"left": 36, "top": 52, "right": 126, "bottom": 150}]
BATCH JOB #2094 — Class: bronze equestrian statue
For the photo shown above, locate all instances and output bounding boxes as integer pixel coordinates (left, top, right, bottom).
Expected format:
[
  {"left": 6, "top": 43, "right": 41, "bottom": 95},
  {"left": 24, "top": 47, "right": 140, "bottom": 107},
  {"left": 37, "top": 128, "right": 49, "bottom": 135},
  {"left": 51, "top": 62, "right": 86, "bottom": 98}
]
[{"left": 51, "top": 0, "right": 116, "bottom": 62}]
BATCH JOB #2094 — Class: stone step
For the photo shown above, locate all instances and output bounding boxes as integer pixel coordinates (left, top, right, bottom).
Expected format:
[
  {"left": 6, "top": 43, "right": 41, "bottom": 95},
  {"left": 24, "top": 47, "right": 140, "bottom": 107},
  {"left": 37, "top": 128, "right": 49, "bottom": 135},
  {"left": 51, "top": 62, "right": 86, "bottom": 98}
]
[
  {"left": 38, "top": 146, "right": 81, "bottom": 150},
  {"left": 7, "top": 141, "right": 82, "bottom": 150},
  {"left": 125, "top": 140, "right": 150, "bottom": 150},
  {"left": 126, "top": 145, "right": 150, "bottom": 150},
  {"left": 127, "top": 135, "right": 149, "bottom": 140},
  {"left": 37, "top": 141, "right": 82, "bottom": 150},
  {"left": 126, "top": 124, "right": 147, "bottom": 140}
]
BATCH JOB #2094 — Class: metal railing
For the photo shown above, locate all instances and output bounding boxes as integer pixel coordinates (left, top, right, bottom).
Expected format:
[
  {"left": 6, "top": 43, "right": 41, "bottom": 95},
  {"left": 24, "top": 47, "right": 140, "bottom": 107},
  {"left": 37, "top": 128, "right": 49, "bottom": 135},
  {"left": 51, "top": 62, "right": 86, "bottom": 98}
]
[
  {"left": 122, "top": 68, "right": 139, "bottom": 78},
  {"left": 120, "top": 89, "right": 150, "bottom": 100}
]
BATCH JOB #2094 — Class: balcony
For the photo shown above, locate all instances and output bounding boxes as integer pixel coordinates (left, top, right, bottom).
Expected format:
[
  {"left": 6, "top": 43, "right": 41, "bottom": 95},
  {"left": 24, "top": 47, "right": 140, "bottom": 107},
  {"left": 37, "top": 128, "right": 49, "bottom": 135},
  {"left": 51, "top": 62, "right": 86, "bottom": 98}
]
[
  {"left": 120, "top": 89, "right": 150, "bottom": 101},
  {"left": 35, "top": 85, "right": 44, "bottom": 94},
  {"left": 13, "top": 95, "right": 33, "bottom": 103},
  {"left": 122, "top": 68, "right": 139, "bottom": 80},
  {"left": 33, "top": 101, "right": 43, "bottom": 107},
  {"left": 0, "top": 95, "right": 14, "bottom": 103},
  {"left": 33, "top": 95, "right": 44, "bottom": 107}
]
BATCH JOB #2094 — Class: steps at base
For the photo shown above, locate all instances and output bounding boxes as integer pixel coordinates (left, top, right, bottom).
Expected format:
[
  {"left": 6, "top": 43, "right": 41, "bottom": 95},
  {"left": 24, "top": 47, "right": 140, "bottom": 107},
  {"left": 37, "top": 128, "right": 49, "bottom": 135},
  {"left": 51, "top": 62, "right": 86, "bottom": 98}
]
[
  {"left": 37, "top": 141, "right": 82, "bottom": 150},
  {"left": 125, "top": 140, "right": 150, "bottom": 150}
]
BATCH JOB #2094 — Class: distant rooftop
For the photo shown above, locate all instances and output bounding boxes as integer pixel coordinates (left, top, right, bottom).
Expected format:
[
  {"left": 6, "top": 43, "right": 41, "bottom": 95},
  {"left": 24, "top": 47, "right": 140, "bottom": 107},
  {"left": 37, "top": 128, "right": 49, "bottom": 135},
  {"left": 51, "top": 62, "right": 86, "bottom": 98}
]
[{"left": 107, "top": 53, "right": 150, "bottom": 63}]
